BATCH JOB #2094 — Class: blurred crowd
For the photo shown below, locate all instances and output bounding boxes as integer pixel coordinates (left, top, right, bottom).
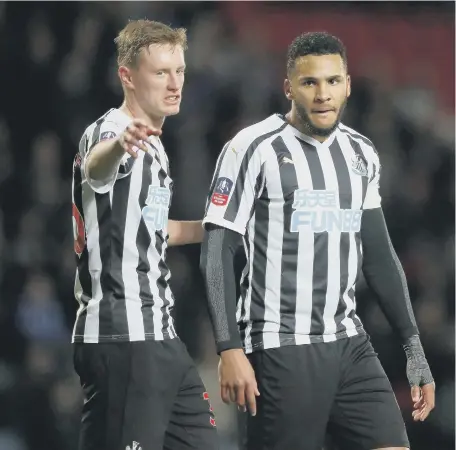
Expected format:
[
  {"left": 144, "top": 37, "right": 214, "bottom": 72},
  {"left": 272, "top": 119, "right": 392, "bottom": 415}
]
[{"left": 0, "top": 2, "right": 454, "bottom": 450}]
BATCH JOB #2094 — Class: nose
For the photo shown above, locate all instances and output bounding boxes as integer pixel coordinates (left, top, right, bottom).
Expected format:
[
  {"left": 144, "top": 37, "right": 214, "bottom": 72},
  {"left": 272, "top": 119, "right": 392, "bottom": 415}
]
[
  {"left": 315, "top": 83, "right": 331, "bottom": 103},
  {"left": 167, "top": 73, "right": 180, "bottom": 92}
]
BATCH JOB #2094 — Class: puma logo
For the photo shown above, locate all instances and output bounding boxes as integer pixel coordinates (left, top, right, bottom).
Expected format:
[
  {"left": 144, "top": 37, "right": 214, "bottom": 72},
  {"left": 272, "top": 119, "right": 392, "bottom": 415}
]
[{"left": 281, "top": 156, "right": 294, "bottom": 165}]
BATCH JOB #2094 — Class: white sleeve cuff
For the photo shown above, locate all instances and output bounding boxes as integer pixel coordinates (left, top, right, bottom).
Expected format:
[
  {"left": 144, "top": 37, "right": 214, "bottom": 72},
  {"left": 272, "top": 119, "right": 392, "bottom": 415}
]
[{"left": 202, "top": 216, "right": 246, "bottom": 236}]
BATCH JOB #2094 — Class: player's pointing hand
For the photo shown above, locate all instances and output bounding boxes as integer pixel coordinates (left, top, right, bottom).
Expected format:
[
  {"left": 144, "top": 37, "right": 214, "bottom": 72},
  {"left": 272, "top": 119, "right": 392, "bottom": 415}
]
[{"left": 118, "top": 118, "right": 162, "bottom": 158}]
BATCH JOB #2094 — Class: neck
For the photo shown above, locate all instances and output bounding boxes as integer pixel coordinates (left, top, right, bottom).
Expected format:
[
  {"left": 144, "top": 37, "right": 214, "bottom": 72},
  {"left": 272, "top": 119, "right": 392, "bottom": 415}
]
[
  {"left": 285, "top": 108, "right": 328, "bottom": 143},
  {"left": 120, "top": 98, "right": 165, "bottom": 131}
]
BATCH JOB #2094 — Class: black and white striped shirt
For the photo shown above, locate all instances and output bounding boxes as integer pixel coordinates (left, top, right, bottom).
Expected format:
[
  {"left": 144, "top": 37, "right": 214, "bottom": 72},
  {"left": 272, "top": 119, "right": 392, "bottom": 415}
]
[
  {"left": 203, "top": 114, "right": 381, "bottom": 353},
  {"left": 71, "top": 108, "right": 177, "bottom": 343}
]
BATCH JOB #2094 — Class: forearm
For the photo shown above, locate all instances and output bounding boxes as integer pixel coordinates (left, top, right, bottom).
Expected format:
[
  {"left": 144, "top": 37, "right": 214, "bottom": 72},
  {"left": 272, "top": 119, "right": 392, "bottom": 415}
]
[
  {"left": 86, "top": 139, "right": 125, "bottom": 182},
  {"left": 200, "top": 225, "right": 243, "bottom": 354},
  {"left": 361, "top": 208, "right": 419, "bottom": 343},
  {"left": 167, "top": 220, "right": 204, "bottom": 246}
]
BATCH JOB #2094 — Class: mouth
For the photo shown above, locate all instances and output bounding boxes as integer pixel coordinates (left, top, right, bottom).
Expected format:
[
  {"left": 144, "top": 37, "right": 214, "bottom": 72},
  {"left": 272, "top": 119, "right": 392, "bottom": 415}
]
[
  {"left": 312, "top": 108, "right": 336, "bottom": 114},
  {"left": 164, "top": 95, "right": 180, "bottom": 104}
]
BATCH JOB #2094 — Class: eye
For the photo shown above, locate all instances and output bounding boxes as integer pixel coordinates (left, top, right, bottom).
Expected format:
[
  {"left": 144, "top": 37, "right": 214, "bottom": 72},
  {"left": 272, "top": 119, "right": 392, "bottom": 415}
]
[
  {"left": 328, "top": 78, "right": 339, "bottom": 85},
  {"left": 302, "top": 80, "right": 315, "bottom": 86},
  {"left": 156, "top": 71, "right": 165, "bottom": 76},
  {"left": 177, "top": 68, "right": 185, "bottom": 75}
]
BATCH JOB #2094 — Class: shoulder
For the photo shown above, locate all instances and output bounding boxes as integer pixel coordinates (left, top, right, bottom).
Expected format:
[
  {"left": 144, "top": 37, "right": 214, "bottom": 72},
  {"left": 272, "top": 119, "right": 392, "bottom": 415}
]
[
  {"left": 82, "top": 109, "right": 129, "bottom": 144},
  {"left": 228, "top": 115, "right": 288, "bottom": 158},
  {"left": 338, "top": 123, "right": 379, "bottom": 164}
]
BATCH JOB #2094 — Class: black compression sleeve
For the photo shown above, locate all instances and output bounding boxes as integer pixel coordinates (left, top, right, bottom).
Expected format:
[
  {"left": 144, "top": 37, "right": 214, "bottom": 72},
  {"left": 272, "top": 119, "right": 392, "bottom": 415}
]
[
  {"left": 361, "top": 208, "right": 419, "bottom": 343},
  {"left": 200, "top": 224, "right": 243, "bottom": 354}
]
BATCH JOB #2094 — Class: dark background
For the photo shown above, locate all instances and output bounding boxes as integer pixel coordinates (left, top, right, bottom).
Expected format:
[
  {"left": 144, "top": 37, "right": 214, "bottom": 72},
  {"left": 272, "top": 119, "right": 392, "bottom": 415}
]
[{"left": 0, "top": 2, "right": 454, "bottom": 449}]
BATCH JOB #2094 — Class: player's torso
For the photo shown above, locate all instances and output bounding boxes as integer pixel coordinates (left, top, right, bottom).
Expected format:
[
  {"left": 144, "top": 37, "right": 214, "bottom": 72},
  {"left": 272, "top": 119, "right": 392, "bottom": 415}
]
[
  {"left": 72, "top": 110, "right": 176, "bottom": 342},
  {"left": 247, "top": 127, "right": 369, "bottom": 260},
  {"left": 241, "top": 125, "right": 371, "bottom": 346},
  {"left": 77, "top": 136, "right": 174, "bottom": 281}
]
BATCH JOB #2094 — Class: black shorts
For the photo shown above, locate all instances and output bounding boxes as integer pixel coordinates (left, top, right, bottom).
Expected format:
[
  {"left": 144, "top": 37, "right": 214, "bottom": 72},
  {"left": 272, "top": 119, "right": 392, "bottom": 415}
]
[
  {"left": 244, "top": 334, "right": 409, "bottom": 450},
  {"left": 73, "top": 339, "right": 218, "bottom": 450}
]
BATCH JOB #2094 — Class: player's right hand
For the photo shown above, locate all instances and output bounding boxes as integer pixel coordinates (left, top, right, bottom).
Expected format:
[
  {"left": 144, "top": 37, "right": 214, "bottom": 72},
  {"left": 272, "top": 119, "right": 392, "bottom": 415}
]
[
  {"left": 118, "top": 119, "right": 162, "bottom": 159},
  {"left": 219, "top": 348, "right": 260, "bottom": 416}
]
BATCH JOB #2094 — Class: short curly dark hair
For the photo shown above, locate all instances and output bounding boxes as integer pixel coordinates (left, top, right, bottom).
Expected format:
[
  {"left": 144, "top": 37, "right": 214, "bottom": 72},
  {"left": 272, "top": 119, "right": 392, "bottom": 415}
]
[{"left": 287, "top": 31, "right": 347, "bottom": 75}]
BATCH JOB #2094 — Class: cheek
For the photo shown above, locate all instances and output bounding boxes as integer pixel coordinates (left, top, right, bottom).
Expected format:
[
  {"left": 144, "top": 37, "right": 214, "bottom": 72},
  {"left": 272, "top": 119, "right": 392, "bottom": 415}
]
[
  {"left": 336, "top": 85, "right": 349, "bottom": 102},
  {"left": 136, "top": 75, "right": 160, "bottom": 93},
  {"left": 295, "top": 91, "right": 313, "bottom": 107}
]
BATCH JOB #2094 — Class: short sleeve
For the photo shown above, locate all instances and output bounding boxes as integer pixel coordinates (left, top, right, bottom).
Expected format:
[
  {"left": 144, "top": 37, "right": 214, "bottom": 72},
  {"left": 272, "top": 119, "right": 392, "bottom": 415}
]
[
  {"left": 82, "top": 120, "right": 134, "bottom": 194},
  {"left": 203, "top": 138, "right": 264, "bottom": 236},
  {"left": 363, "top": 150, "right": 382, "bottom": 210}
]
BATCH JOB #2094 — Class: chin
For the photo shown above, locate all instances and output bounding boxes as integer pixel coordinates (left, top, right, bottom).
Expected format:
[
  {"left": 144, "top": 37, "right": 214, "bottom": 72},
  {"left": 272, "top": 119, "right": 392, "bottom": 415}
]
[
  {"left": 310, "top": 122, "right": 338, "bottom": 137},
  {"left": 163, "top": 105, "right": 180, "bottom": 117}
]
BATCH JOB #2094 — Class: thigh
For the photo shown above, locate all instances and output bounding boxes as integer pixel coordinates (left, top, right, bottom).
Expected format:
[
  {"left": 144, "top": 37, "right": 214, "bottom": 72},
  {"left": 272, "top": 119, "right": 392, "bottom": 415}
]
[
  {"left": 164, "top": 343, "right": 218, "bottom": 450},
  {"left": 122, "top": 340, "right": 186, "bottom": 450},
  {"left": 328, "top": 335, "right": 410, "bottom": 450},
  {"left": 246, "top": 344, "right": 340, "bottom": 450},
  {"left": 74, "top": 342, "right": 132, "bottom": 450}
]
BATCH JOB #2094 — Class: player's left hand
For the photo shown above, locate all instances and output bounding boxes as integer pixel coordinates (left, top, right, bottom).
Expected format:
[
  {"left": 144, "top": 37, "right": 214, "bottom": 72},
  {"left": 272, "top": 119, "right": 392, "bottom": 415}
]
[{"left": 403, "top": 335, "right": 435, "bottom": 422}]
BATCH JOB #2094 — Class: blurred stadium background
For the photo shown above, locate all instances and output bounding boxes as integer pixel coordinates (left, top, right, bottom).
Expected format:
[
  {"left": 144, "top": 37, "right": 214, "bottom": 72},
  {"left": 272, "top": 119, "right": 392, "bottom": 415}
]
[{"left": 0, "top": 1, "right": 454, "bottom": 449}]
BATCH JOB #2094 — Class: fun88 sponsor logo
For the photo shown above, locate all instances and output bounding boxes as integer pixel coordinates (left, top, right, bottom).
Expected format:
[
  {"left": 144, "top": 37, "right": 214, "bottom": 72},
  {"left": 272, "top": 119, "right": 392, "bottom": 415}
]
[
  {"left": 142, "top": 186, "right": 171, "bottom": 231},
  {"left": 290, "top": 189, "right": 362, "bottom": 233}
]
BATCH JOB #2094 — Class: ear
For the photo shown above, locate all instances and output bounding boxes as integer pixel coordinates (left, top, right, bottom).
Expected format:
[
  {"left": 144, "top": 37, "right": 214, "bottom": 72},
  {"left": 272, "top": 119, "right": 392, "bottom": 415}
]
[
  {"left": 118, "top": 66, "right": 134, "bottom": 90},
  {"left": 346, "top": 74, "right": 351, "bottom": 98},
  {"left": 284, "top": 78, "right": 293, "bottom": 101}
]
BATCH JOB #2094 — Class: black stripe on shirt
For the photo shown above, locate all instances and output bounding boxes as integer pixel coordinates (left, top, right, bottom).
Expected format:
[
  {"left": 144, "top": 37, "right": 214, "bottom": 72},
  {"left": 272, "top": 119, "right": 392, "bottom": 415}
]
[
  {"left": 272, "top": 135, "right": 298, "bottom": 346},
  {"left": 224, "top": 124, "right": 287, "bottom": 223},
  {"left": 96, "top": 175, "right": 131, "bottom": 339},
  {"left": 299, "top": 140, "right": 328, "bottom": 341},
  {"left": 89, "top": 109, "right": 113, "bottom": 151},
  {"left": 238, "top": 167, "right": 265, "bottom": 343},
  {"left": 137, "top": 153, "right": 155, "bottom": 337},
  {"left": 329, "top": 137, "right": 352, "bottom": 337},
  {"left": 249, "top": 185, "right": 271, "bottom": 351}
]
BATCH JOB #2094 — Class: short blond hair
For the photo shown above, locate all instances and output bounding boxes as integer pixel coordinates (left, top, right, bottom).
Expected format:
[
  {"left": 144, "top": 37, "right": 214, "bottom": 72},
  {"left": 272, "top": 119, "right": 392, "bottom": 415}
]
[{"left": 114, "top": 19, "right": 187, "bottom": 67}]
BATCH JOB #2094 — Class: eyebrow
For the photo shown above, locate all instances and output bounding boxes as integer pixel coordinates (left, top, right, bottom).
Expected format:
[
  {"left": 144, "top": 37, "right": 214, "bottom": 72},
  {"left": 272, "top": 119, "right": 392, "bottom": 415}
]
[
  {"left": 299, "top": 75, "right": 343, "bottom": 82},
  {"left": 156, "top": 65, "right": 186, "bottom": 72}
]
